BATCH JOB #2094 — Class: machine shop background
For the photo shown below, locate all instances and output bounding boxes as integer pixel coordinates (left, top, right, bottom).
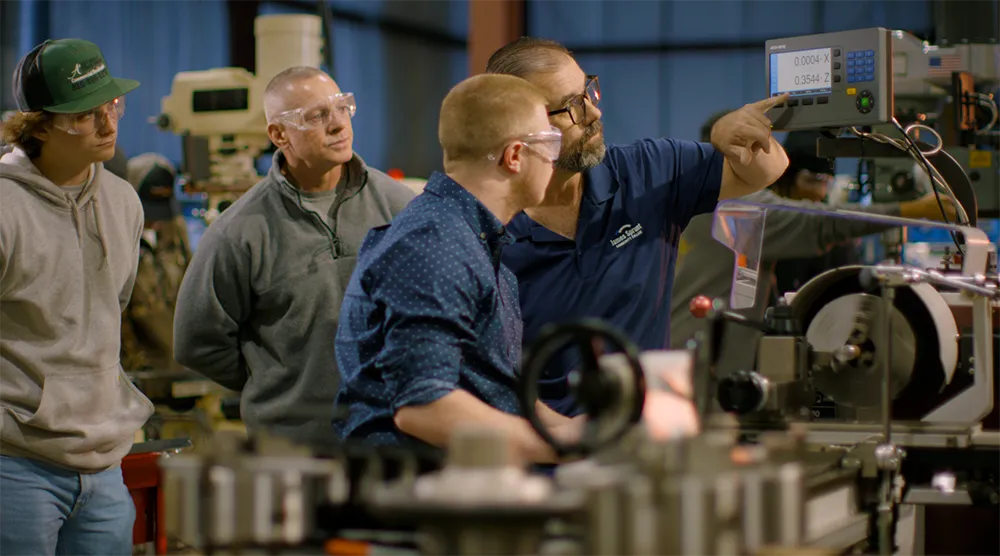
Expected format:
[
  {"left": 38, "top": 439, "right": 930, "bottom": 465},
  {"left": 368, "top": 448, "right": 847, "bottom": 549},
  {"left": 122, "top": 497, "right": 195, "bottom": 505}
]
[
  {"left": 3, "top": 0, "right": 997, "bottom": 250},
  {"left": 2, "top": 2, "right": 1000, "bottom": 556},
  {"left": 0, "top": 0, "right": 969, "bottom": 175}
]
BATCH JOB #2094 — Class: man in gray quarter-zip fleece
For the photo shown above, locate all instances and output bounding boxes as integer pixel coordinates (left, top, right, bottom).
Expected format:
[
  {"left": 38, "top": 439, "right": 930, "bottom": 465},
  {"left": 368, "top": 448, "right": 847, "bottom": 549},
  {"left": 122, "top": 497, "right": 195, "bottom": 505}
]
[{"left": 173, "top": 67, "right": 415, "bottom": 448}]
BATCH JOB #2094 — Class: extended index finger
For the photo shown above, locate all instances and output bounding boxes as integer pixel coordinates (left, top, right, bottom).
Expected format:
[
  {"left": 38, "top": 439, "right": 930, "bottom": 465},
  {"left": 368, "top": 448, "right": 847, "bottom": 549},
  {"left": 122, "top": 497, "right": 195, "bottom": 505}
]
[{"left": 753, "top": 93, "right": 790, "bottom": 111}]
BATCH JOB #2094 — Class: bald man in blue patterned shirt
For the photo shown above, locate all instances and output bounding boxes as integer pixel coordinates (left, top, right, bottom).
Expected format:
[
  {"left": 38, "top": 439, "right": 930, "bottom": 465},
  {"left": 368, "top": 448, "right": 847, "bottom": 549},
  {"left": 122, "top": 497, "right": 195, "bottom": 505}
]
[{"left": 334, "top": 74, "right": 582, "bottom": 464}]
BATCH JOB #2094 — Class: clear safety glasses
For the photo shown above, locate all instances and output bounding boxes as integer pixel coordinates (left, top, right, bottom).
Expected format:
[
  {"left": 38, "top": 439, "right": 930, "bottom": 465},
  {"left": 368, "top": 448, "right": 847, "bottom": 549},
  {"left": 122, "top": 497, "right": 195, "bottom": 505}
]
[
  {"left": 52, "top": 96, "right": 126, "bottom": 136},
  {"left": 488, "top": 126, "right": 564, "bottom": 163},
  {"left": 272, "top": 93, "right": 357, "bottom": 130}
]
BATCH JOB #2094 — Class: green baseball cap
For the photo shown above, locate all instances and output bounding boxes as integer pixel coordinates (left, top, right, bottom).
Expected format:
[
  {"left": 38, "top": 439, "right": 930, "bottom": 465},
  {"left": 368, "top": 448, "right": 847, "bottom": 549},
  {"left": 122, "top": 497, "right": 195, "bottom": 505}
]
[{"left": 12, "top": 39, "right": 139, "bottom": 114}]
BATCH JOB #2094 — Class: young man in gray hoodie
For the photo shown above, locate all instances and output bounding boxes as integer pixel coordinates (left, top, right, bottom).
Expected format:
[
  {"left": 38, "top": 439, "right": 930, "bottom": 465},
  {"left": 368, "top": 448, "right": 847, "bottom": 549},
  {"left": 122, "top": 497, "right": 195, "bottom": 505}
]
[
  {"left": 173, "top": 67, "right": 415, "bottom": 448},
  {"left": 0, "top": 39, "right": 153, "bottom": 555}
]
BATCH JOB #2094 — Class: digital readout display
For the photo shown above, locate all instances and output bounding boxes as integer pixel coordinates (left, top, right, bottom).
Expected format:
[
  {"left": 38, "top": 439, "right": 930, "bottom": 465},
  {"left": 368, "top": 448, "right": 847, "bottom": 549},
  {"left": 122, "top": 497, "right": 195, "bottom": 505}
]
[{"left": 769, "top": 48, "right": 833, "bottom": 96}]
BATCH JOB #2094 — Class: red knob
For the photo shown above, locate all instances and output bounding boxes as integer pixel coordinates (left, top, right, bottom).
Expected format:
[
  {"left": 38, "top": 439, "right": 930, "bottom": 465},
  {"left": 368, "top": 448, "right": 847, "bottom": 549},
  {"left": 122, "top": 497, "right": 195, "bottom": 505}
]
[{"left": 689, "top": 295, "right": 714, "bottom": 318}]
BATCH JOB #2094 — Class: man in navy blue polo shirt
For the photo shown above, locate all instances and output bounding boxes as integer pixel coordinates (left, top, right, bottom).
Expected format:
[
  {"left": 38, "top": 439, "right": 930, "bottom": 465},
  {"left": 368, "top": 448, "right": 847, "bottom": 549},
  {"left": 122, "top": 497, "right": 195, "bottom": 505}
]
[
  {"left": 334, "top": 74, "right": 583, "bottom": 463},
  {"left": 487, "top": 37, "right": 791, "bottom": 415}
]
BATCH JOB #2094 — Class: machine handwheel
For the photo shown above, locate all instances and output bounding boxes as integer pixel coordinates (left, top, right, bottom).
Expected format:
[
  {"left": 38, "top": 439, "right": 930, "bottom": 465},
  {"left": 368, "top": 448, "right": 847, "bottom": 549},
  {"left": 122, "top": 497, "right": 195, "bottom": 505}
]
[{"left": 518, "top": 319, "right": 646, "bottom": 458}]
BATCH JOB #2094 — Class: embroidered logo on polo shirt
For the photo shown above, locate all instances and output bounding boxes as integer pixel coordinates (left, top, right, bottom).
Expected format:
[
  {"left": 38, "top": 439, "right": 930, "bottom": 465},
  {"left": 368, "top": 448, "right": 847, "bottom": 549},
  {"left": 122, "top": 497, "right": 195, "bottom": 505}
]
[{"left": 610, "top": 223, "right": 643, "bottom": 249}]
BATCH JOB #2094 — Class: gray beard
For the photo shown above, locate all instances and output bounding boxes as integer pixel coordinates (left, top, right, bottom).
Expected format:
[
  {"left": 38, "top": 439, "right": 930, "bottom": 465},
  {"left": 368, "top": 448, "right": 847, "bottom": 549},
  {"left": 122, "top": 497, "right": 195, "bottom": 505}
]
[{"left": 555, "top": 142, "right": 606, "bottom": 173}]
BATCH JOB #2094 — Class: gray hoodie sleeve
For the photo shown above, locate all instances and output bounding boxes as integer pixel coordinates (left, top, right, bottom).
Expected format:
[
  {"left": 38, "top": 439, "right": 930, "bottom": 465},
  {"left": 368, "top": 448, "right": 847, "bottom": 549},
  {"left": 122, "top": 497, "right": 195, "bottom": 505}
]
[
  {"left": 758, "top": 194, "right": 901, "bottom": 261},
  {"left": 0, "top": 227, "right": 7, "bottom": 289},
  {"left": 173, "top": 230, "right": 252, "bottom": 391},
  {"left": 118, "top": 202, "right": 145, "bottom": 311},
  {"left": 0, "top": 241, "right": 8, "bottom": 301}
]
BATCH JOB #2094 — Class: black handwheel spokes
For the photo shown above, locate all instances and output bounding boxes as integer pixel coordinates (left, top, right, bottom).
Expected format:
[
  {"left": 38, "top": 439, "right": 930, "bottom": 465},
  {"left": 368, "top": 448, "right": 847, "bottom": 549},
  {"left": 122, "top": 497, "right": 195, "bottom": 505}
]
[{"left": 518, "top": 319, "right": 646, "bottom": 458}]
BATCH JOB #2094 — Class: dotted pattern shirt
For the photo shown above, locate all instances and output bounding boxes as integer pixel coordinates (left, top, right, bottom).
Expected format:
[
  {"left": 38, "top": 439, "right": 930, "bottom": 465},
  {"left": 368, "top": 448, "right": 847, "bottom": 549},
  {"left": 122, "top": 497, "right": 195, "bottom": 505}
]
[{"left": 334, "top": 172, "right": 522, "bottom": 447}]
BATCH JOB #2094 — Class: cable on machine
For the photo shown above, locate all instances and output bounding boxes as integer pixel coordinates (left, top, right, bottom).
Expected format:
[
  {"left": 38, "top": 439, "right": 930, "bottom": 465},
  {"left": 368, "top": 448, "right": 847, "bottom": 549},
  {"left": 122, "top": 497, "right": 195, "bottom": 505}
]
[{"left": 848, "top": 119, "right": 969, "bottom": 251}]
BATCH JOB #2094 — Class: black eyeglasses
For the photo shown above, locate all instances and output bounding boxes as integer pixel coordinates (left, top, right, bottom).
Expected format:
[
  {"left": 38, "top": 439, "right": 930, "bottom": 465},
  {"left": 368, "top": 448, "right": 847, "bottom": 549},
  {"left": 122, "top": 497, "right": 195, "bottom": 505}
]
[{"left": 547, "top": 75, "right": 601, "bottom": 125}]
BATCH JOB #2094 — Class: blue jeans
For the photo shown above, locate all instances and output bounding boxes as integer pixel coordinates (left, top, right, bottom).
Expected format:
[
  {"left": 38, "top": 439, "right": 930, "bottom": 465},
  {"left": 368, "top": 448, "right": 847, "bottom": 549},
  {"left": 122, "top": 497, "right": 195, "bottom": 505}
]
[{"left": 0, "top": 455, "right": 135, "bottom": 556}]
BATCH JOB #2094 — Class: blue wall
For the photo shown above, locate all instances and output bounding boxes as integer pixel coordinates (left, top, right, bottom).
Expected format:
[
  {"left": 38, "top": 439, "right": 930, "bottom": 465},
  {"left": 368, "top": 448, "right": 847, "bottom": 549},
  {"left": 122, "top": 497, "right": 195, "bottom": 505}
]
[
  {"left": 14, "top": 0, "right": 231, "bottom": 166},
  {"left": 258, "top": 1, "right": 468, "bottom": 177},
  {"left": 528, "top": 0, "right": 933, "bottom": 146},
  {"left": 3, "top": 0, "right": 946, "bottom": 174}
]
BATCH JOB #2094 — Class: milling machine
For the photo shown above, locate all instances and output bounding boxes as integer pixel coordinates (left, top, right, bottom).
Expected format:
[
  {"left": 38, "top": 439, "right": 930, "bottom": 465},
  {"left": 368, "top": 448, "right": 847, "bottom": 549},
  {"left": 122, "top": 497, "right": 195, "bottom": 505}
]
[
  {"left": 698, "top": 201, "right": 998, "bottom": 556},
  {"left": 154, "top": 14, "right": 324, "bottom": 224},
  {"left": 868, "top": 29, "right": 999, "bottom": 217},
  {"left": 709, "top": 27, "right": 1000, "bottom": 552}
]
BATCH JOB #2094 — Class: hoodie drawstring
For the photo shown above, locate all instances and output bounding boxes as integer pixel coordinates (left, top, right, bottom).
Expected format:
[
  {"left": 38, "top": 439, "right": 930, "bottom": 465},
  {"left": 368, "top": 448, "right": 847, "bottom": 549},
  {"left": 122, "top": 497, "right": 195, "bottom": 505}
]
[
  {"left": 68, "top": 194, "right": 110, "bottom": 268},
  {"left": 4, "top": 153, "right": 109, "bottom": 267},
  {"left": 70, "top": 201, "right": 85, "bottom": 249},
  {"left": 92, "top": 197, "right": 110, "bottom": 268}
]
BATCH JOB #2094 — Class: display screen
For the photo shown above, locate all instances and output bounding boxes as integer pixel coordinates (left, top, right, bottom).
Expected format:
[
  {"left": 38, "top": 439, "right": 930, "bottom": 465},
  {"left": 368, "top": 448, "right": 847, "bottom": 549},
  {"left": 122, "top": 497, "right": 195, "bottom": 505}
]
[
  {"left": 769, "top": 47, "right": 833, "bottom": 97},
  {"left": 192, "top": 88, "right": 249, "bottom": 113}
]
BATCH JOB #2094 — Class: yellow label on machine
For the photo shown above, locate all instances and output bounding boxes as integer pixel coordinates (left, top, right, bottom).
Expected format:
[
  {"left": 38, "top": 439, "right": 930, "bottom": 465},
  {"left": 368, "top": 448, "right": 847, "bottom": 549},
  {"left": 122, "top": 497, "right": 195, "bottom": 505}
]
[
  {"left": 969, "top": 150, "right": 992, "bottom": 168},
  {"left": 847, "top": 87, "right": 857, "bottom": 95}
]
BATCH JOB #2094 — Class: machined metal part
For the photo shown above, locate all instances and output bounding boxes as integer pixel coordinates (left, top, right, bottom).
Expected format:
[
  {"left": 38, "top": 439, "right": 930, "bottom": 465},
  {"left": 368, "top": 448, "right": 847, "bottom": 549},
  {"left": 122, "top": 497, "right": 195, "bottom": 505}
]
[
  {"left": 592, "top": 353, "right": 642, "bottom": 446},
  {"left": 807, "top": 514, "right": 870, "bottom": 551},
  {"left": 783, "top": 263, "right": 994, "bottom": 433},
  {"left": 653, "top": 465, "right": 725, "bottom": 555},
  {"left": 582, "top": 467, "right": 634, "bottom": 555},
  {"left": 924, "top": 295, "right": 996, "bottom": 423},
  {"left": 869, "top": 265, "right": 999, "bottom": 298},
  {"left": 717, "top": 371, "right": 771, "bottom": 414},
  {"left": 874, "top": 443, "right": 903, "bottom": 472},
  {"left": 545, "top": 429, "right": 868, "bottom": 556},
  {"left": 570, "top": 469, "right": 661, "bottom": 556},
  {"left": 799, "top": 421, "right": 980, "bottom": 448},
  {"left": 756, "top": 336, "right": 804, "bottom": 384},
  {"left": 750, "top": 335, "right": 814, "bottom": 416},
  {"left": 370, "top": 427, "right": 584, "bottom": 556},
  {"left": 742, "top": 464, "right": 780, "bottom": 552},
  {"left": 158, "top": 431, "right": 348, "bottom": 551},
  {"left": 833, "top": 344, "right": 861, "bottom": 363},
  {"left": 741, "top": 462, "right": 808, "bottom": 552},
  {"left": 806, "top": 293, "right": 916, "bottom": 408},
  {"left": 903, "top": 486, "right": 974, "bottom": 506},
  {"left": 874, "top": 278, "right": 899, "bottom": 556},
  {"left": 803, "top": 465, "right": 864, "bottom": 543},
  {"left": 847, "top": 265, "right": 996, "bottom": 424},
  {"left": 790, "top": 265, "right": 962, "bottom": 384},
  {"left": 706, "top": 416, "right": 992, "bottom": 451}
]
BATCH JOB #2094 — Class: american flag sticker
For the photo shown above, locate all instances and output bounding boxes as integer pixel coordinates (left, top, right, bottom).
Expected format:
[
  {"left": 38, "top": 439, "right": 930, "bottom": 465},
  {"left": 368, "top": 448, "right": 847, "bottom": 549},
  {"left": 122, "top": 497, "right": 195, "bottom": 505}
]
[{"left": 927, "top": 54, "right": 963, "bottom": 78}]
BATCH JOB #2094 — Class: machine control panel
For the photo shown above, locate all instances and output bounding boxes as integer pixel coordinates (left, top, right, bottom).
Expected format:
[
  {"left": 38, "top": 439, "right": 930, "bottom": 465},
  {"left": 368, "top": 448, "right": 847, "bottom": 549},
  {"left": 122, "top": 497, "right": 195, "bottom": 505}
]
[{"left": 766, "top": 28, "right": 893, "bottom": 131}]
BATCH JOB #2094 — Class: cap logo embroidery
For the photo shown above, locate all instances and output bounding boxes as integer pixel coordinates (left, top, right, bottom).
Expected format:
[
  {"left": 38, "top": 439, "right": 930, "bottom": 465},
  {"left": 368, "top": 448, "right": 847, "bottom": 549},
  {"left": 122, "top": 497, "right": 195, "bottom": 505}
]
[{"left": 67, "top": 57, "right": 108, "bottom": 90}]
